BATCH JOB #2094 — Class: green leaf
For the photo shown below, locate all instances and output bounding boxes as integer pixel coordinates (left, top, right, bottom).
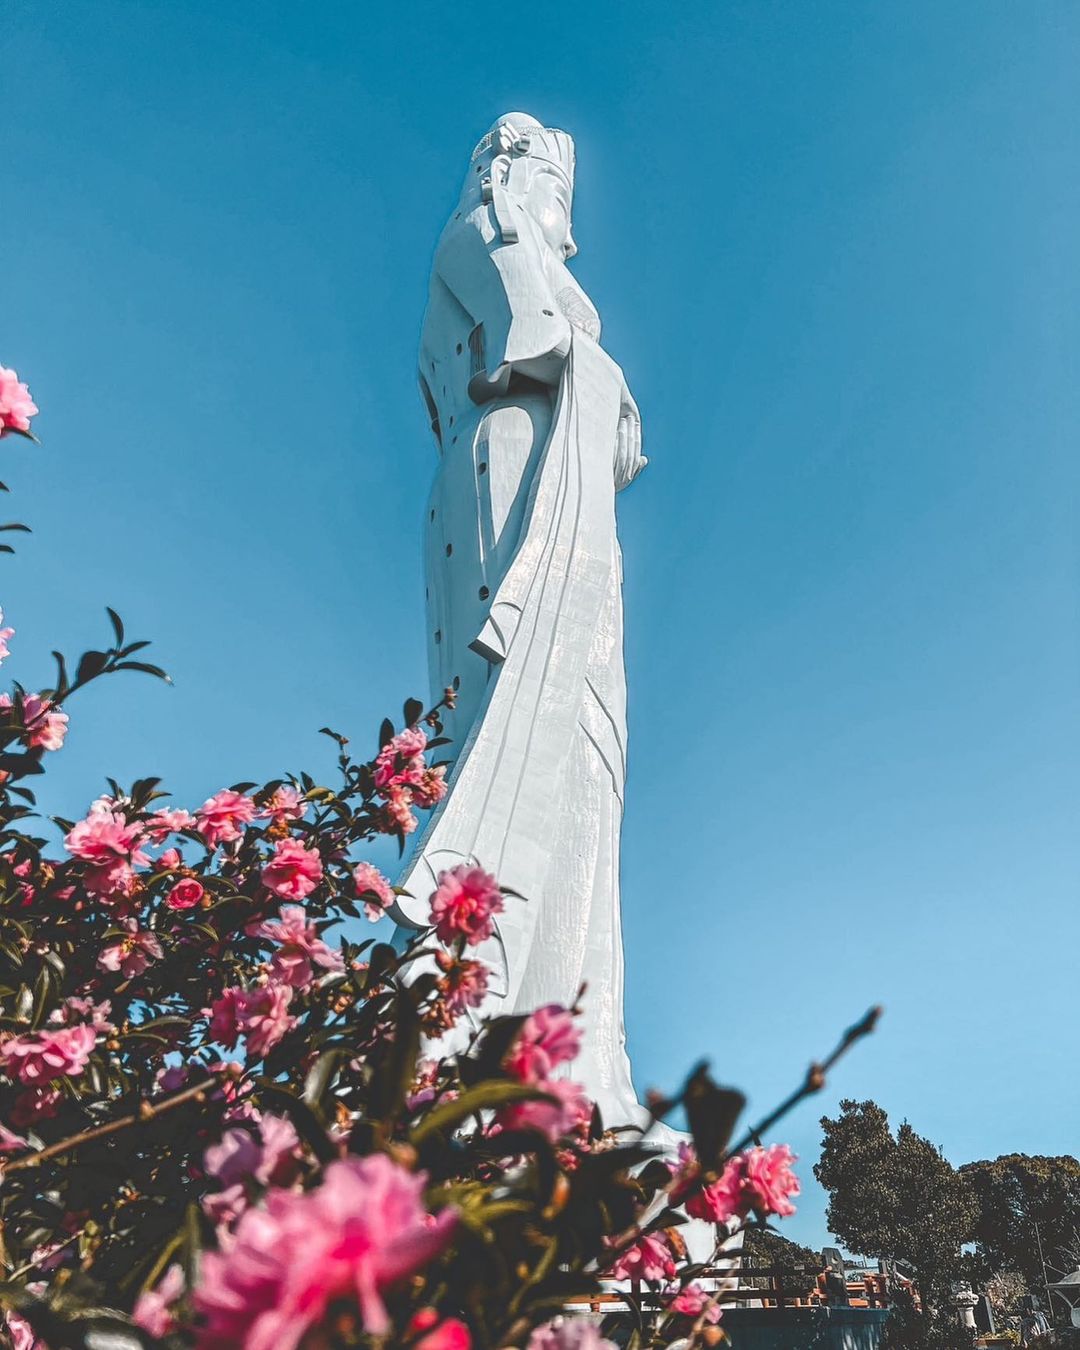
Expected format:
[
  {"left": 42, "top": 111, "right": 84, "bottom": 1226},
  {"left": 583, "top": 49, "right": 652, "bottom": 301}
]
[
  {"left": 114, "top": 661, "right": 171, "bottom": 682},
  {"left": 411, "top": 1080, "right": 556, "bottom": 1145},
  {"left": 106, "top": 607, "right": 125, "bottom": 646},
  {"left": 76, "top": 650, "right": 110, "bottom": 685},
  {"left": 682, "top": 1062, "right": 746, "bottom": 1170},
  {"left": 303, "top": 1047, "right": 345, "bottom": 1109}
]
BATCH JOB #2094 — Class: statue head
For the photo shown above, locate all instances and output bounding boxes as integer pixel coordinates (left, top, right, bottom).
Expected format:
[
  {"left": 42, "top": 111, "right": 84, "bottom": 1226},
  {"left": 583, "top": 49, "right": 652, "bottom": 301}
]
[{"left": 463, "top": 113, "right": 578, "bottom": 259}]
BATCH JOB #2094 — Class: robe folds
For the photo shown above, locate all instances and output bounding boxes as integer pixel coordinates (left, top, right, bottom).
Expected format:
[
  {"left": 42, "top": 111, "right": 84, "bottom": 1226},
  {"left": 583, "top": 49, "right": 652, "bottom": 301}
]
[{"left": 393, "top": 329, "right": 643, "bottom": 1130}]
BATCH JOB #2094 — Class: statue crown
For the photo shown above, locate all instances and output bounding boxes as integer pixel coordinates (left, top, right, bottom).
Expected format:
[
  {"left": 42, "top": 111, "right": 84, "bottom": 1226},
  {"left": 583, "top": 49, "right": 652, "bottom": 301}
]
[{"left": 470, "top": 114, "right": 575, "bottom": 188}]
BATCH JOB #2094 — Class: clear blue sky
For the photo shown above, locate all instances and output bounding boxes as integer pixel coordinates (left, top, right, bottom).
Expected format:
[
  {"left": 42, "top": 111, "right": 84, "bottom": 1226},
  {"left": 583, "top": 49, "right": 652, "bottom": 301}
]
[{"left": 3, "top": 1, "right": 1077, "bottom": 1248}]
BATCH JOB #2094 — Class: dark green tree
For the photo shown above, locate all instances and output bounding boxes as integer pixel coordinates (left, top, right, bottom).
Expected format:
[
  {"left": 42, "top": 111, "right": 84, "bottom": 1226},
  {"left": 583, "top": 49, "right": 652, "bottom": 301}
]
[
  {"left": 961, "top": 1154, "right": 1080, "bottom": 1289},
  {"left": 815, "top": 1100, "right": 978, "bottom": 1318}
]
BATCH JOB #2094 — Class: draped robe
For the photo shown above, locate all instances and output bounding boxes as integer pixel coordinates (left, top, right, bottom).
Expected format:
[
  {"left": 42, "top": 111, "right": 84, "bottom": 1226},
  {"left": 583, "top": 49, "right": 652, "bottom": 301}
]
[{"left": 392, "top": 197, "right": 644, "bottom": 1130}]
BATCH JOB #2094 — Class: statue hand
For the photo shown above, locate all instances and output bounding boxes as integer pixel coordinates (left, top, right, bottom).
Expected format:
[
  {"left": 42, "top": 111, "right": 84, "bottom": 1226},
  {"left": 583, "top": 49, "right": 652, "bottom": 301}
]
[{"left": 614, "top": 385, "right": 647, "bottom": 490}]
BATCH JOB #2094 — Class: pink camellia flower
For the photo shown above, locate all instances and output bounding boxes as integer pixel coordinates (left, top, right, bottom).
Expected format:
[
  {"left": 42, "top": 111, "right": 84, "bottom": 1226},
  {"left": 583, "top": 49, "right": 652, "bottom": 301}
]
[
  {"left": 435, "top": 951, "right": 488, "bottom": 1015},
  {"left": 429, "top": 864, "right": 503, "bottom": 947},
  {"left": 684, "top": 1155, "right": 743, "bottom": 1225},
  {"left": 667, "top": 1282, "right": 722, "bottom": 1323},
  {"left": 412, "top": 764, "right": 448, "bottom": 810},
  {"left": 0, "top": 366, "right": 38, "bottom": 437},
  {"left": 98, "top": 922, "right": 163, "bottom": 978},
  {"left": 196, "top": 789, "right": 258, "bottom": 848},
  {"left": 0, "top": 1023, "right": 96, "bottom": 1084},
  {"left": 50, "top": 996, "right": 114, "bottom": 1032},
  {"left": 604, "top": 1230, "right": 678, "bottom": 1283},
  {"left": 742, "top": 1143, "right": 800, "bottom": 1217},
  {"left": 408, "top": 1309, "right": 472, "bottom": 1350},
  {"left": 253, "top": 905, "right": 344, "bottom": 988},
  {"left": 167, "top": 877, "right": 205, "bottom": 910},
  {"left": 261, "top": 838, "right": 322, "bottom": 902},
  {"left": 156, "top": 847, "right": 182, "bottom": 871},
  {"left": 352, "top": 861, "right": 394, "bottom": 921},
  {"left": 259, "top": 784, "right": 305, "bottom": 824},
  {"left": 193, "top": 1153, "right": 457, "bottom": 1349},
  {"left": 382, "top": 782, "right": 418, "bottom": 835},
  {"left": 0, "top": 608, "right": 14, "bottom": 666},
  {"left": 15, "top": 693, "right": 68, "bottom": 751},
  {"left": 203, "top": 1180, "right": 250, "bottom": 1230},
  {"left": 528, "top": 1318, "right": 618, "bottom": 1350},
  {"left": 64, "top": 805, "right": 148, "bottom": 866},
  {"left": 677, "top": 1141, "right": 800, "bottom": 1223},
  {"left": 84, "top": 857, "right": 140, "bottom": 903},
  {"left": 505, "top": 1004, "right": 581, "bottom": 1084},
  {"left": 133, "top": 1263, "right": 186, "bottom": 1339},
  {"left": 205, "top": 1114, "right": 301, "bottom": 1190},
  {"left": 496, "top": 1077, "right": 591, "bottom": 1145},
  {"left": 373, "top": 726, "right": 428, "bottom": 791},
  {"left": 207, "top": 983, "right": 296, "bottom": 1060},
  {"left": 147, "top": 807, "right": 197, "bottom": 841},
  {"left": 3, "top": 1309, "right": 38, "bottom": 1350},
  {"left": 0, "top": 1121, "right": 29, "bottom": 1153}
]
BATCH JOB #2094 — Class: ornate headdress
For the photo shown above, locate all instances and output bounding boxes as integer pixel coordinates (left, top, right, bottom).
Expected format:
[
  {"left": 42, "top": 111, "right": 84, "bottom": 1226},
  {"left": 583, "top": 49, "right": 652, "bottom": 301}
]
[{"left": 469, "top": 113, "right": 575, "bottom": 190}]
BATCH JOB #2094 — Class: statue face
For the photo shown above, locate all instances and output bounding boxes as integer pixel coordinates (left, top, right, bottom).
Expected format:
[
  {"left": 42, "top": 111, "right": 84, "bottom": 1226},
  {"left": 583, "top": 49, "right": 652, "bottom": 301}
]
[{"left": 524, "top": 166, "right": 574, "bottom": 259}]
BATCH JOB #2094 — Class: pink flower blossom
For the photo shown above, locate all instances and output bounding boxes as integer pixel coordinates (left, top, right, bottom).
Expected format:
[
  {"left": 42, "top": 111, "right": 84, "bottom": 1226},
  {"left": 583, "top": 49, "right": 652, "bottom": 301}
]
[
  {"left": 205, "top": 1114, "right": 301, "bottom": 1190},
  {"left": 197, "top": 789, "right": 257, "bottom": 848},
  {"left": 429, "top": 864, "right": 503, "bottom": 947},
  {"left": 98, "top": 922, "right": 163, "bottom": 978},
  {"left": 0, "top": 609, "right": 14, "bottom": 666},
  {"left": 253, "top": 904, "right": 344, "bottom": 987},
  {"left": 353, "top": 861, "right": 394, "bottom": 921},
  {"left": 1, "top": 1023, "right": 96, "bottom": 1084},
  {"left": 373, "top": 726, "right": 428, "bottom": 790},
  {"left": 505, "top": 1004, "right": 581, "bottom": 1084},
  {"left": 147, "top": 807, "right": 197, "bottom": 841},
  {"left": 666, "top": 1282, "right": 722, "bottom": 1323},
  {"left": 133, "top": 1263, "right": 185, "bottom": 1338},
  {"left": 0, "top": 1121, "right": 28, "bottom": 1153},
  {"left": 64, "top": 806, "right": 147, "bottom": 866},
  {"left": 259, "top": 784, "right": 305, "bottom": 823},
  {"left": 3, "top": 1309, "right": 38, "bottom": 1350},
  {"left": 677, "top": 1142, "right": 800, "bottom": 1222},
  {"left": 0, "top": 366, "right": 38, "bottom": 437},
  {"left": 496, "top": 1077, "right": 591, "bottom": 1144},
  {"left": 413, "top": 764, "right": 448, "bottom": 809},
  {"left": 18, "top": 696, "right": 68, "bottom": 750},
  {"left": 193, "top": 1153, "right": 457, "bottom": 1349},
  {"left": 604, "top": 1230, "right": 678, "bottom": 1283},
  {"left": 156, "top": 847, "right": 183, "bottom": 871},
  {"left": 435, "top": 951, "right": 489, "bottom": 1015},
  {"left": 84, "top": 857, "right": 140, "bottom": 902},
  {"left": 383, "top": 782, "right": 418, "bottom": 835},
  {"left": 684, "top": 1156, "right": 743, "bottom": 1225},
  {"left": 167, "top": 877, "right": 205, "bottom": 910},
  {"left": 528, "top": 1319, "right": 618, "bottom": 1350},
  {"left": 203, "top": 1181, "right": 250, "bottom": 1230},
  {"left": 261, "top": 838, "right": 322, "bottom": 902},
  {"left": 208, "top": 983, "right": 296, "bottom": 1059},
  {"left": 49, "top": 995, "right": 114, "bottom": 1031},
  {"left": 742, "top": 1143, "right": 800, "bottom": 1217}
]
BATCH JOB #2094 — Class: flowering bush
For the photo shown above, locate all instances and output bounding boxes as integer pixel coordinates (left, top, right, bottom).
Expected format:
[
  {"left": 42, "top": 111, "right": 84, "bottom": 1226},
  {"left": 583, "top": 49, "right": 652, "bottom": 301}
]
[{"left": 0, "top": 368, "right": 878, "bottom": 1350}]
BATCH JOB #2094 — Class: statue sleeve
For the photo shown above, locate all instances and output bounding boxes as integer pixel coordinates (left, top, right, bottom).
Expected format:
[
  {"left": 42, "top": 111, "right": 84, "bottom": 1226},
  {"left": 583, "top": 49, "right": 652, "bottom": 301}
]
[{"left": 434, "top": 216, "right": 572, "bottom": 392}]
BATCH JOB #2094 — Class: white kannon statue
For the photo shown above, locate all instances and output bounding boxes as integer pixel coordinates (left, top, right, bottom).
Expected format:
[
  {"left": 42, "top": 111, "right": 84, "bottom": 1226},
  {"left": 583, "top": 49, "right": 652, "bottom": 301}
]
[{"left": 391, "top": 113, "right": 650, "bottom": 1131}]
